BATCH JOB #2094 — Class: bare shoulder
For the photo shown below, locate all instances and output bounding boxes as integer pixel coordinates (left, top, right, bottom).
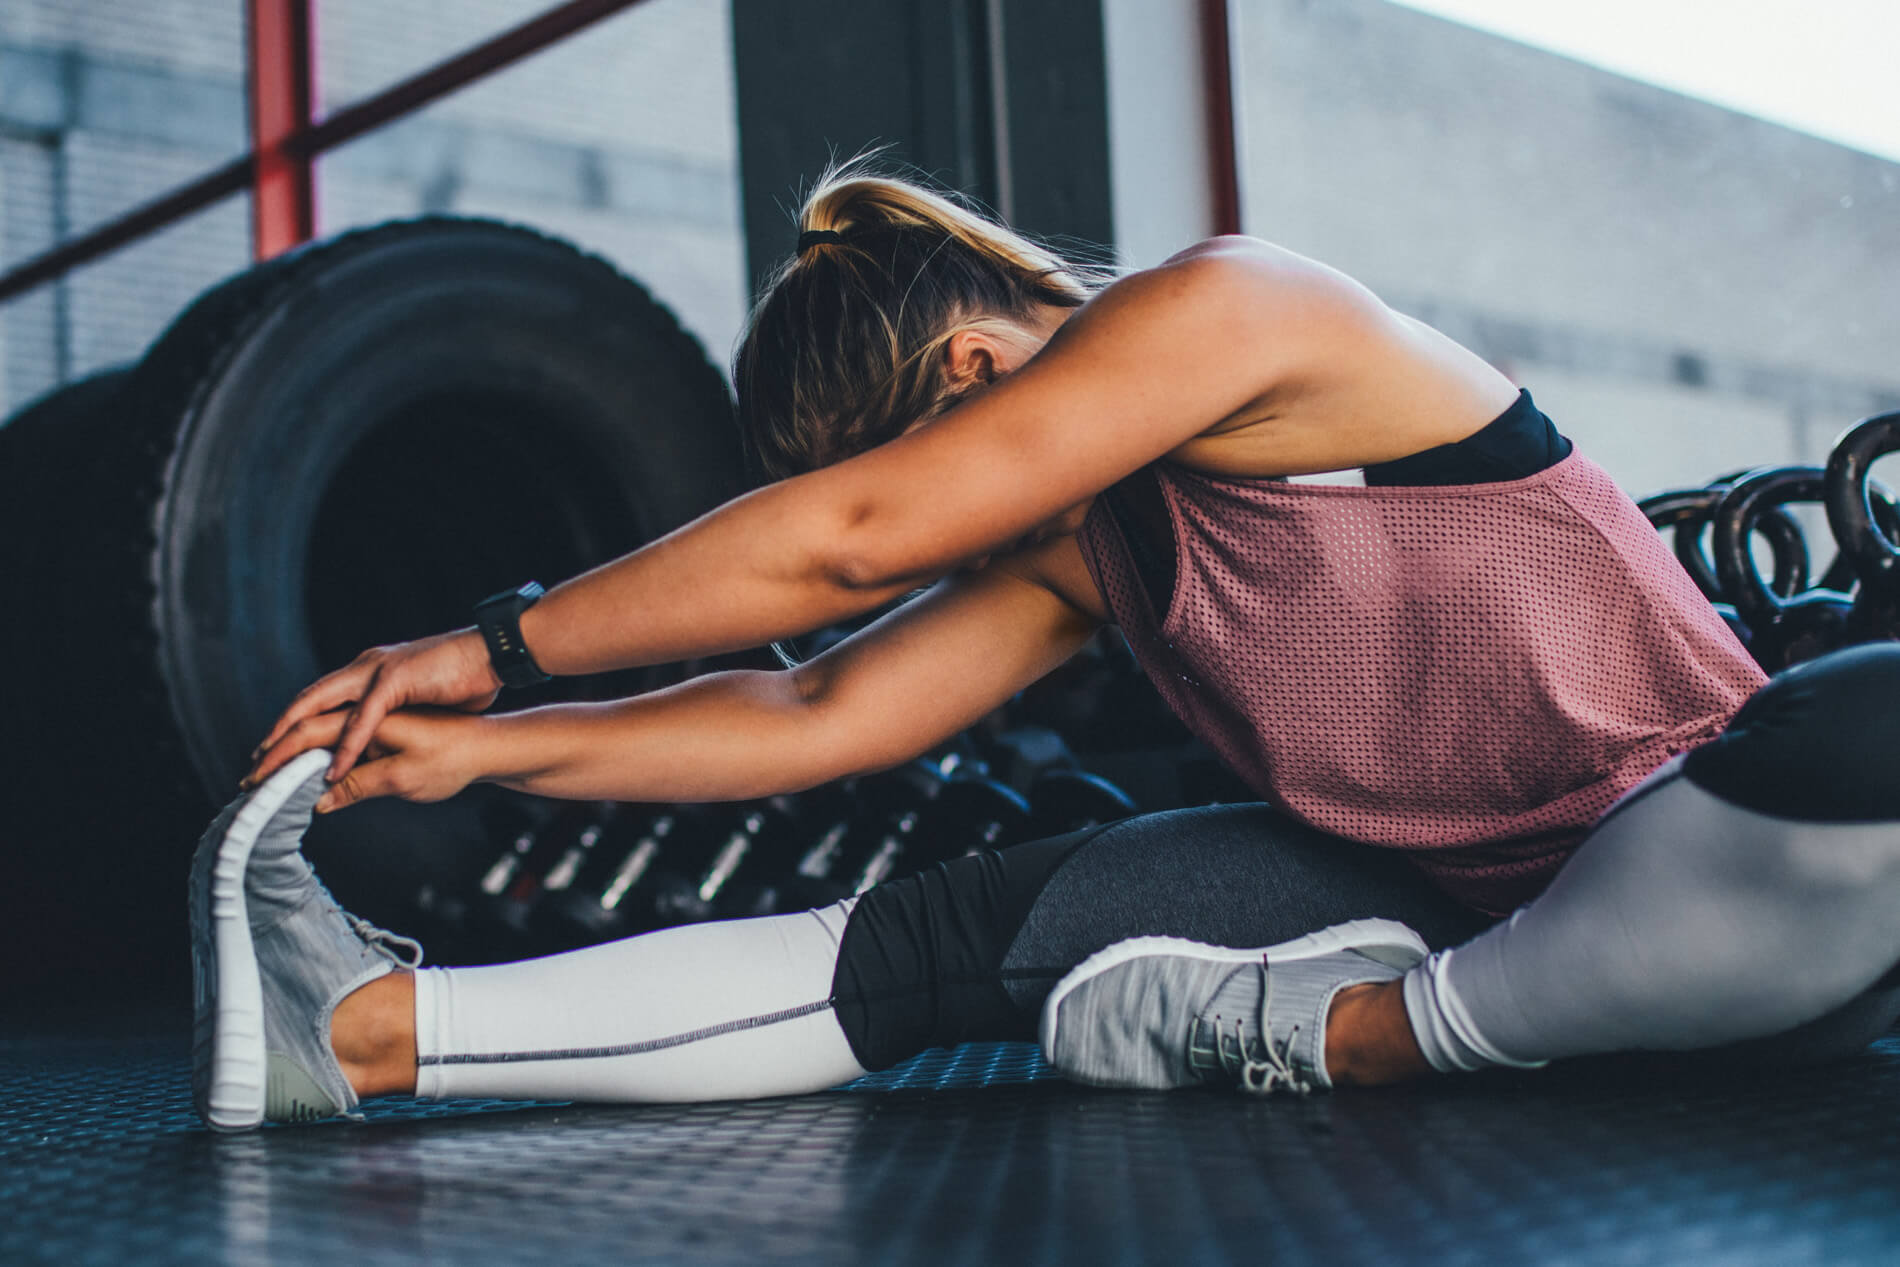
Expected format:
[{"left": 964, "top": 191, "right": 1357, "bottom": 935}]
[
  {"left": 1112, "top": 236, "right": 1401, "bottom": 404},
  {"left": 1144, "top": 237, "right": 1520, "bottom": 475},
  {"left": 1147, "top": 236, "right": 1391, "bottom": 323},
  {"left": 1070, "top": 236, "right": 1390, "bottom": 361}
]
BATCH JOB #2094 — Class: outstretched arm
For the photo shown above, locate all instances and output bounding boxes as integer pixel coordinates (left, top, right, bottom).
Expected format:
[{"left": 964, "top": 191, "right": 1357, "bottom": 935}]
[{"left": 254, "top": 544, "right": 1103, "bottom": 809}]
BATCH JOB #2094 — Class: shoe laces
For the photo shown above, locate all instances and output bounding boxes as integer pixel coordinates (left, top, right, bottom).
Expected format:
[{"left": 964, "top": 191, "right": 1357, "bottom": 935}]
[
  {"left": 310, "top": 871, "right": 424, "bottom": 969},
  {"left": 345, "top": 912, "right": 424, "bottom": 969},
  {"left": 1210, "top": 963, "right": 1313, "bottom": 1097}
]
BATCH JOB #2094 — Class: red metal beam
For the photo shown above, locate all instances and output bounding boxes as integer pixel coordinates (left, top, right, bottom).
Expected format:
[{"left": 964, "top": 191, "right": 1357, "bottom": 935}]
[
  {"left": 248, "top": 0, "right": 318, "bottom": 259},
  {"left": 1199, "top": 0, "right": 1242, "bottom": 237},
  {"left": 0, "top": 160, "right": 253, "bottom": 304},
  {"left": 0, "top": 0, "right": 649, "bottom": 305},
  {"left": 296, "top": 0, "right": 648, "bottom": 160}
]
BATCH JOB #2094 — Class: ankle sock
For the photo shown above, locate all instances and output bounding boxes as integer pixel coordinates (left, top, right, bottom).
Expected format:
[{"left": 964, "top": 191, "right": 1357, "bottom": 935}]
[{"left": 1403, "top": 947, "right": 1548, "bottom": 1073}]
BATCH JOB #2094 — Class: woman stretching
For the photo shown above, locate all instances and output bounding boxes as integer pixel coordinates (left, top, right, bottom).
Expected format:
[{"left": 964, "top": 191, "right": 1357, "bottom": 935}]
[{"left": 199, "top": 160, "right": 1900, "bottom": 1130}]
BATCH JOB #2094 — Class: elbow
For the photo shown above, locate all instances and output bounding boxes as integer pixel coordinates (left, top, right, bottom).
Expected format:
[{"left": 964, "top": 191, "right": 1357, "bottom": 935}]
[
  {"left": 823, "top": 502, "right": 927, "bottom": 591},
  {"left": 828, "top": 549, "right": 894, "bottom": 592},
  {"left": 785, "top": 659, "right": 834, "bottom": 711}
]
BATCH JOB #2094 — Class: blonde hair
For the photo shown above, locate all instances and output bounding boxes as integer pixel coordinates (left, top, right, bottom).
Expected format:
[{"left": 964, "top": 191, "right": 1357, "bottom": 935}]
[{"left": 733, "top": 151, "right": 1114, "bottom": 483}]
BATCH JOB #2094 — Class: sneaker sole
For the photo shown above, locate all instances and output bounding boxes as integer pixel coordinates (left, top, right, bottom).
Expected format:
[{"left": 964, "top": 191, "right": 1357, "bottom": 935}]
[
  {"left": 1038, "top": 918, "right": 1430, "bottom": 1063},
  {"left": 189, "top": 748, "right": 333, "bottom": 1132}
]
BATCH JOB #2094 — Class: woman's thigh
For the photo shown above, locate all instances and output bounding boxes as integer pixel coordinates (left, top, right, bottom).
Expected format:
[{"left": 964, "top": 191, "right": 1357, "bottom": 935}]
[
  {"left": 996, "top": 804, "right": 1493, "bottom": 1012},
  {"left": 1442, "top": 643, "right": 1900, "bottom": 1066}
]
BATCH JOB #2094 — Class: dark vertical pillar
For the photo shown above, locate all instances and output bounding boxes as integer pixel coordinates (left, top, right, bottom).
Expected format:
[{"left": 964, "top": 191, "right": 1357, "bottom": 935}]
[
  {"left": 731, "top": 0, "right": 1113, "bottom": 297},
  {"left": 988, "top": 0, "right": 1115, "bottom": 254}
]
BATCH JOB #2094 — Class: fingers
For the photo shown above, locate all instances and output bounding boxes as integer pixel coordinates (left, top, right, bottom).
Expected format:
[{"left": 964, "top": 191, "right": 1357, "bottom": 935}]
[
  {"left": 328, "top": 672, "right": 397, "bottom": 783},
  {"left": 314, "top": 760, "right": 400, "bottom": 814},
  {"left": 253, "top": 663, "right": 377, "bottom": 761},
  {"left": 244, "top": 710, "right": 351, "bottom": 789}
]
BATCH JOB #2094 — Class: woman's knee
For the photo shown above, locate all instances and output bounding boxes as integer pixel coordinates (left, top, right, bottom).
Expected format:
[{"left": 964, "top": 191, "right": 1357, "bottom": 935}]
[{"left": 1685, "top": 642, "right": 1900, "bottom": 821}]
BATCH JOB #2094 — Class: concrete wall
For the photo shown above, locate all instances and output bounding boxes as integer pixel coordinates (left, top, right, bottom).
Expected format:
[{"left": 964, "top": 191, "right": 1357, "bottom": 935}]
[
  {"left": 6, "top": 0, "right": 1897, "bottom": 504},
  {"left": 0, "top": 0, "right": 746, "bottom": 419},
  {"left": 1231, "top": 0, "right": 1900, "bottom": 498},
  {"left": 1102, "top": 0, "right": 1218, "bottom": 270},
  {"left": 0, "top": 0, "right": 252, "bottom": 412}
]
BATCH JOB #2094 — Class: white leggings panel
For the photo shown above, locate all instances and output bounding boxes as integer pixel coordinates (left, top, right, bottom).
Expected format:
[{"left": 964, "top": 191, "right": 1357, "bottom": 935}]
[
  {"left": 1413, "top": 755, "right": 1900, "bottom": 1067},
  {"left": 412, "top": 899, "right": 867, "bottom": 1102}
]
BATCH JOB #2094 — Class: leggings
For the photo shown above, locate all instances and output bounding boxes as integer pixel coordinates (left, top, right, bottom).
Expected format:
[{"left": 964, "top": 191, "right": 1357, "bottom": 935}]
[{"left": 412, "top": 644, "right": 1900, "bottom": 1102}]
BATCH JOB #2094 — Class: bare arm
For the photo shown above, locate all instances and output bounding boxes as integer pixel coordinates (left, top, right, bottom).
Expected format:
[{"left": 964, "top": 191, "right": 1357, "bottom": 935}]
[
  {"left": 302, "top": 548, "right": 1102, "bottom": 810},
  {"left": 520, "top": 245, "right": 1381, "bottom": 666},
  {"left": 254, "top": 241, "right": 1374, "bottom": 783}
]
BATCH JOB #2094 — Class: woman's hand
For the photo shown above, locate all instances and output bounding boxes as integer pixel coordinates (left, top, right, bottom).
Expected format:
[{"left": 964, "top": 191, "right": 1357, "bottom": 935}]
[
  {"left": 251, "top": 707, "right": 490, "bottom": 813},
  {"left": 248, "top": 629, "right": 501, "bottom": 788}
]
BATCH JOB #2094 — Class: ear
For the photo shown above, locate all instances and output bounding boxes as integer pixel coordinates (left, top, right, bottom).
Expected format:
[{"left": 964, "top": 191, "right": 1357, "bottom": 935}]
[{"left": 943, "top": 329, "right": 1009, "bottom": 391}]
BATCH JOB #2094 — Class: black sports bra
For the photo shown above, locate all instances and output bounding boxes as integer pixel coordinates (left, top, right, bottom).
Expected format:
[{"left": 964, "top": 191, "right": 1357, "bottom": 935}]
[{"left": 1098, "top": 389, "right": 1572, "bottom": 618}]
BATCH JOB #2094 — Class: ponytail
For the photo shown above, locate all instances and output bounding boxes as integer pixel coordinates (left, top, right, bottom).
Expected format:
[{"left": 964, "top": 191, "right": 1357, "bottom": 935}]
[{"left": 733, "top": 150, "right": 1115, "bottom": 483}]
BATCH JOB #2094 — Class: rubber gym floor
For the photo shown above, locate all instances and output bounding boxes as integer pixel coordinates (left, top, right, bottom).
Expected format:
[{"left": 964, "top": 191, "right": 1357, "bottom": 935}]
[{"left": 6, "top": 1012, "right": 1900, "bottom": 1265}]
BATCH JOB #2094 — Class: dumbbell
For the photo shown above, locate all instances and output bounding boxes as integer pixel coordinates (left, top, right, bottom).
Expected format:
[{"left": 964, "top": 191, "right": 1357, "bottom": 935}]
[
  {"left": 719, "top": 784, "right": 862, "bottom": 917},
  {"left": 649, "top": 799, "right": 804, "bottom": 926},
  {"left": 534, "top": 806, "right": 678, "bottom": 951},
  {"left": 767, "top": 769, "right": 1032, "bottom": 909},
  {"left": 830, "top": 759, "right": 949, "bottom": 894},
  {"left": 1825, "top": 412, "right": 1900, "bottom": 641},
  {"left": 1027, "top": 768, "right": 1139, "bottom": 838},
  {"left": 535, "top": 805, "right": 622, "bottom": 901},
  {"left": 435, "top": 799, "right": 607, "bottom": 955},
  {"left": 972, "top": 725, "right": 1080, "bottom": 795},
  {"left": 935, "top": 775, "right": 1034, "bottom": 856}
]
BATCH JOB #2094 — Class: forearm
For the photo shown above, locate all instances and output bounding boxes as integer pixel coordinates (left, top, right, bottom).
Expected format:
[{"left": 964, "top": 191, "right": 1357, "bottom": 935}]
[
  {"left": 470, "top": 668, "right": 849, "bottom": 803},
  {"left": 518, "top": 480, "right": 922, "bottom": 677}
]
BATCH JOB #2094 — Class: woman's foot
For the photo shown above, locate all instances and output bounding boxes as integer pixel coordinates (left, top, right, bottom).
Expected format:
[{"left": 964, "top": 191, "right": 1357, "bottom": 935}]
[
  {"left": 190, "top": 748, "right": 425, "bottom": 1131},
  {"left": 1038, "top": 919, "right": 1430, "bottom": 1094}
]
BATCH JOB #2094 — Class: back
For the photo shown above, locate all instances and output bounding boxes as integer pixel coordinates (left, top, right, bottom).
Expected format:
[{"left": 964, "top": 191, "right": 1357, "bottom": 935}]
[{"left": 1077, "top": 448, "right": 1767, "bottom": 915}]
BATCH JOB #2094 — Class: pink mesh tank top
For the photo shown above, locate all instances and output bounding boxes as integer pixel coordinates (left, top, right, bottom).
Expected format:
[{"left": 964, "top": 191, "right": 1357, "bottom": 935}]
[{"left": 1076, "top": 449, "right": 1768, "bottom": 915}]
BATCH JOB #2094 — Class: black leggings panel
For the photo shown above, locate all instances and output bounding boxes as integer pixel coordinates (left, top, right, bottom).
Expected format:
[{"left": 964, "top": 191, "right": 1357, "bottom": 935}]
[{"left": 831, "top": 805, "right": 1495, "bottom": 1071}]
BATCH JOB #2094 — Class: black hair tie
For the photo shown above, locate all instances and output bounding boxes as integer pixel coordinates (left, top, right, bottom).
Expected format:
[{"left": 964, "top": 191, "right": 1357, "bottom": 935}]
[{"left": 798, "top": 229, "right": 848, "bottom": 253}]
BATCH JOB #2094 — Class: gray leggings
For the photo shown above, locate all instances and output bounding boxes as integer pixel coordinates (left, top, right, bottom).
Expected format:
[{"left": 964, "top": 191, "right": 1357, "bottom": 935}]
[
  {"left": 1419, "top": 643, "right": 1900, "bottom": 1070},
  {"left": 836, "top": 643, "right": 1900, "bottom": 1072}
]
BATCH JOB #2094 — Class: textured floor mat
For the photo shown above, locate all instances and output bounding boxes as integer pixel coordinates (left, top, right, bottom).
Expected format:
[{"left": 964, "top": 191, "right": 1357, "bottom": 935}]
[{"left": 5, "top": 1030, "right": 1900, "bottom": 1265}]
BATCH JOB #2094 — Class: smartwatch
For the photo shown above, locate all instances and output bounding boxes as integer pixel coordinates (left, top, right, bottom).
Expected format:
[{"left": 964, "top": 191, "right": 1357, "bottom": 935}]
[{"left": 474, "top": 581, "right": 554, "bottom": 689}]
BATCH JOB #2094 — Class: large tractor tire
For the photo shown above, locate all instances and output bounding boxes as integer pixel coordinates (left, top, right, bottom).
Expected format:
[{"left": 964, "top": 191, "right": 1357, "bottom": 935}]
[{"left": 5, "top": 219, "right": 744, "bottom": 1006}]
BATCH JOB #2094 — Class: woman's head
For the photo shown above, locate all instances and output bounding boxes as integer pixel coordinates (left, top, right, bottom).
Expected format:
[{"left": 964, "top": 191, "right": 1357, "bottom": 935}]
[{"left": 733, "top": 153, "right": 1113, "bottom": 483}]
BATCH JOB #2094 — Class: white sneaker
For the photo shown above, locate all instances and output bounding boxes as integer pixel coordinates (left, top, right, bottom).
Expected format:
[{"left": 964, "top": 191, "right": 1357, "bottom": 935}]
[
  {"left": 1040, "top": 919, "right": 1427, "bottom": 1094},
  {"left": 189, "top": 748, "right": 423, "bottom": 1131}
]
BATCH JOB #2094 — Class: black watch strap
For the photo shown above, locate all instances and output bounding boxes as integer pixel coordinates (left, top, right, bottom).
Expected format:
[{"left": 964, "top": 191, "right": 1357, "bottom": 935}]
[{"left": 474, "top": 581, "right": 553, "bottom": 689}]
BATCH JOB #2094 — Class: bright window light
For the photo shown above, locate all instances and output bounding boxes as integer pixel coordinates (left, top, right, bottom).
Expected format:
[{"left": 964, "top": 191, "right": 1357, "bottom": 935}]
[{"left": 1386, "top": 0, "right": 1900, "bottom": 164}]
